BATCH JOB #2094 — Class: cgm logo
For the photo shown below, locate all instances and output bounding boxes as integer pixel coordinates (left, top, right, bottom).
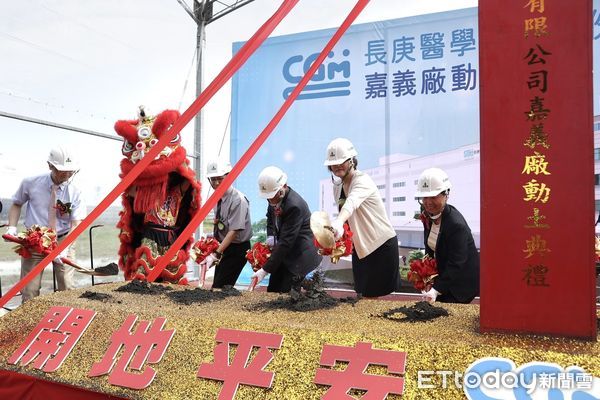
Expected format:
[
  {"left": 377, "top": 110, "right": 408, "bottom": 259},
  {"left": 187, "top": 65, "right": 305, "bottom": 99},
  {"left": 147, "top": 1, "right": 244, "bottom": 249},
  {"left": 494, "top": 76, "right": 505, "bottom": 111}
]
[{"left": 282, "top": 49, "right": 351, "bottom": 100}]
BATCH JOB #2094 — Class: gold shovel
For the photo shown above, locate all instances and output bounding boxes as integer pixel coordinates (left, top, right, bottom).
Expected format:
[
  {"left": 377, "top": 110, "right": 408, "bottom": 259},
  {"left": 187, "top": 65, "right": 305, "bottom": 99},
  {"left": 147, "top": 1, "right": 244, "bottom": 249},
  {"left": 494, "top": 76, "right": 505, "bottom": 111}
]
[{"left": 310, "top": 211, "right": 335, "bottom": 250}]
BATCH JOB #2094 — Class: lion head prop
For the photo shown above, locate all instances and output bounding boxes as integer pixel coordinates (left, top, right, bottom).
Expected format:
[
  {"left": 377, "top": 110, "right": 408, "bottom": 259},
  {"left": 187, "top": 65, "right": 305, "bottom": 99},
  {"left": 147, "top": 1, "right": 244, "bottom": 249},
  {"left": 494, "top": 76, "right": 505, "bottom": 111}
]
[{"left": 114, "top": 107, "right": 201, "bottom": 284}]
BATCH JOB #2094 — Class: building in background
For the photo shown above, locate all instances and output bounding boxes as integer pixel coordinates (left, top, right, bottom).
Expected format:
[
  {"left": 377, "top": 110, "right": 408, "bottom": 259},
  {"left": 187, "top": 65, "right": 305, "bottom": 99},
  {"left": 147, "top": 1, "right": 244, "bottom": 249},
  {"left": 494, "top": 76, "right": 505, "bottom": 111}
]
[
  {"left": 319, "top": 112, "right": 600, "bottom": 248},
  {"left": 231, "top": 8, "right": 481, "bottom": 225}
]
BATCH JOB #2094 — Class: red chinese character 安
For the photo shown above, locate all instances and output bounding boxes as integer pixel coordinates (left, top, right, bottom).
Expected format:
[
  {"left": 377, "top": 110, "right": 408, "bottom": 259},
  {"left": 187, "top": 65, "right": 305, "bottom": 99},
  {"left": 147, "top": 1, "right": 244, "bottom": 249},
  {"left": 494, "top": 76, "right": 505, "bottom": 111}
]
[
  {"left": 8, "top": 306, "right": 96, "bottom": 372},
  {"left": 314, "top": 342, "right": 407, "bottom": 399}
]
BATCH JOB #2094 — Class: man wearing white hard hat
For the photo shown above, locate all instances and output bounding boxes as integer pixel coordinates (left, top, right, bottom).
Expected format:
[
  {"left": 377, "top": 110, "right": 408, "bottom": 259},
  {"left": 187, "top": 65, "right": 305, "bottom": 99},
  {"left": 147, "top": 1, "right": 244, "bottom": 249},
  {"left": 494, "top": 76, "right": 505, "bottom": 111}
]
[
  {"left": 415, "top": 167, "right": 479, "bottom": 303},
  {"left": 324, "top": 138, "right": 400, "bottom": 297},
  {"left": 203, "top": 158, "right": 252, "bottom": 288},
  {"left": 5, "top": 146, "right": 86, "bottom": 303},
  {"left": 251, "top": 166, "right": 321, "bottom": 292}
]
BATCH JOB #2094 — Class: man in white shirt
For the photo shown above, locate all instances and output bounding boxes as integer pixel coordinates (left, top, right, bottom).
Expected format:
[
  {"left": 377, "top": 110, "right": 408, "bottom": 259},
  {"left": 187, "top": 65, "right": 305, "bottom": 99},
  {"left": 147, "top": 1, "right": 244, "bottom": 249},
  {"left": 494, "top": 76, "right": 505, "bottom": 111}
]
[{"left": 5, "top": 147, "right": 86, "bottom": 303}]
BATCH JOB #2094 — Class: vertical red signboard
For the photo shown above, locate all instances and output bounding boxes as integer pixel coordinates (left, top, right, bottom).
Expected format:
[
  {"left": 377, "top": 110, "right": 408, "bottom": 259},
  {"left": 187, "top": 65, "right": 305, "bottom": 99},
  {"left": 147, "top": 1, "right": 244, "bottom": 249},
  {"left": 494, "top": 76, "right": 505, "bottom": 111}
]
[{"left": 480, "top": 0, "right": 597, "bottom": 339}]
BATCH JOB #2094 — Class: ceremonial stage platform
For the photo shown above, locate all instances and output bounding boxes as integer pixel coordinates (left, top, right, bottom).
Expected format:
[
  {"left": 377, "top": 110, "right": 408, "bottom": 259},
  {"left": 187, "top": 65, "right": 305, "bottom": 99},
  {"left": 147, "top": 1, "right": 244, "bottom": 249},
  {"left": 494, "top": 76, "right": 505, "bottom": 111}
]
[{"left": 0, "top": 282, "right": 597, "bottom": 399}]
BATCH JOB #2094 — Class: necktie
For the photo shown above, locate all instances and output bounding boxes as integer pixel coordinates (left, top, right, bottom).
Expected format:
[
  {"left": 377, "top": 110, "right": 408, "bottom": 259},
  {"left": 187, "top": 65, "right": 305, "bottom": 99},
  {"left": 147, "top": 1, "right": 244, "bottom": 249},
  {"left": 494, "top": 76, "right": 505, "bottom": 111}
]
[
  {"left": 48, "top": 184, "right": 57, "bottom": 231},
  {"left": 274, "top": 205, "right": 281, "bottom": 235},
  {"left": 213, "top": 199, "right": 222, "bottom": 239}
]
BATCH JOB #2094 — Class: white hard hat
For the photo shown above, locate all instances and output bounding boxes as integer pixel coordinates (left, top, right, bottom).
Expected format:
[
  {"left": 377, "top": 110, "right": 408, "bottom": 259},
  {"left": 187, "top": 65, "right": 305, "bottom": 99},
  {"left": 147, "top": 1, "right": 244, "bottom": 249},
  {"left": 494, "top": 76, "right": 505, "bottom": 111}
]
[
  {"left": 48, "top": 147, "right": 78, "bottom": 171},
  {"left": 206, "top": 159, "right": 232, "bottom": 178},
  {"left": 324, "top": 138, "right": 358, "bottom": 166},
  {"left": 258, "top": 166, "right": 288, "bottom": 199},
  {"left": 415, "top": 168, "right": 452, "bottom": 198}
]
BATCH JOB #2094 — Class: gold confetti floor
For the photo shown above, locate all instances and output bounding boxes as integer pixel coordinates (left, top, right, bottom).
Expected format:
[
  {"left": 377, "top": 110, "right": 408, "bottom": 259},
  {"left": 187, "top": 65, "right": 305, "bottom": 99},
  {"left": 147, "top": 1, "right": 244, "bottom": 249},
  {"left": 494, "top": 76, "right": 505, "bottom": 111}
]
[{"left": 0, "top": 283, "right": 597, "bottom": 400}]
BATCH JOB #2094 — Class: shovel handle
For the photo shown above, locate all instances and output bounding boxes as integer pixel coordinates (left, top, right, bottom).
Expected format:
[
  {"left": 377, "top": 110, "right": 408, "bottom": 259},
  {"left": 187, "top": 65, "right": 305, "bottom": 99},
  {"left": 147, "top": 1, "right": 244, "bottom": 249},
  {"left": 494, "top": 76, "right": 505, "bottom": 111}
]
[
  {"left": 3, "top": 233, "right": 94, "bottom": 273},
  {"left": 2, "top": 234, "right": 24, "bottom": 245},
  {"left": 60, "top": 256, "right": 80, "bottom": 268},
  {"left": 248, "top": 276, "right": 258, "bottom": 292},
  {"left": 2, "top": 234, "right": 52, "bottom": 256},
  {"left": 199, "top": 263, "right": 207, "bottom": 289}
]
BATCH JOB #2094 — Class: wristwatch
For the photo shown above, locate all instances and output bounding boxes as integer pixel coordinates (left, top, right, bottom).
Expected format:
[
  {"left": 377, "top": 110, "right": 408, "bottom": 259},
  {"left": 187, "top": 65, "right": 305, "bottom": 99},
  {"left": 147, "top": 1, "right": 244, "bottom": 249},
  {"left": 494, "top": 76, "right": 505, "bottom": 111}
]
[{"left": 214, "top": 250, "right": 223, "bottom": 259}]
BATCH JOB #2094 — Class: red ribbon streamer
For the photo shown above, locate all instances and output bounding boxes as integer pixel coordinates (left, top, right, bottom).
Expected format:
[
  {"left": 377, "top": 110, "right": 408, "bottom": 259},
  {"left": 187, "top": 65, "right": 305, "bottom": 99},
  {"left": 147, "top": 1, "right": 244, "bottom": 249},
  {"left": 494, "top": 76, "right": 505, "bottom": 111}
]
[
  {"left": 0, "top": 0, "right": 300, "bottom": 309},
  {"left": 147, "top": 0, "right": 371, "bottom": 282}
]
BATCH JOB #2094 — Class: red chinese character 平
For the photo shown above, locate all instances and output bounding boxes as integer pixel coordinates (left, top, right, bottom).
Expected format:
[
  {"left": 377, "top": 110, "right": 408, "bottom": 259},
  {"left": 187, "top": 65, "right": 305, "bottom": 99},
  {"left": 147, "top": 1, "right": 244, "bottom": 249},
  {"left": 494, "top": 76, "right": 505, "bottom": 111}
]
[
  {"left": 9, "top": 306, "right": 96, "bottom": 372},
  {"left": 197, "top": 328, "right": 284, "bottom": 400},
  {"left": 314, "top": 342, "right": 407, "bottom": 399},
  {"left": 88, "top": 314, "right": 175, "bottom": 389}
]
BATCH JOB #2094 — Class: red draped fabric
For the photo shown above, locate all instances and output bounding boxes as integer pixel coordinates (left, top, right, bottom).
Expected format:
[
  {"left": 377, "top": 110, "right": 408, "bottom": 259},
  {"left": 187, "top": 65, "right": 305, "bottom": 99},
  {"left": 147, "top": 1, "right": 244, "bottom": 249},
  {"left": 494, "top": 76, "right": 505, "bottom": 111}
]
[{"left": 0, "top": 370, "right": 126, "bottom": 400}]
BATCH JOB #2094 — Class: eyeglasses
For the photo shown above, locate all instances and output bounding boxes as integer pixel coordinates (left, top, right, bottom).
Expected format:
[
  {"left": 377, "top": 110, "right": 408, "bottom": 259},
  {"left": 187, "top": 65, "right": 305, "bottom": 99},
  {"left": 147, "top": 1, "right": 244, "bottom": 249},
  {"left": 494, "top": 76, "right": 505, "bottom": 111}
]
[
  {"left": 417, "top": 192, "right": 446, "bottom": 205},
  {"left": 208, "top": 176, "right": 225, "bottom": 184},
  {"left": 51, "top": 167, "right": 76, "bottom": 176},
  {"left": 330, "top": 158, "right": 352, "bottom": 169}
]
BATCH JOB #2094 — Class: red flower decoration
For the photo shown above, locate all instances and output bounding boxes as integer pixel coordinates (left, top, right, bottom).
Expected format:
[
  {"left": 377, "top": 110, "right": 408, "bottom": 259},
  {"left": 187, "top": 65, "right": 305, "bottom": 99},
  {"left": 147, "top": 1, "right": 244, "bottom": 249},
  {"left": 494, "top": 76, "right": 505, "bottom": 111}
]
[
  {"left": 54, "top": 199, "right": 73, "bottom": 216},
  {"left": 313, "top": 223, "right": 353, "bottom": 263},
  {"left": 407, "top": 254, "right": 438, "bottom": 292},
  {"left": 4, "top": 225, "right": 58, "bottom": 259},
  {"left": 246, "top": 242, "right": 272, "bottom": 272},
  {"left": 191, "top": 237, "right": 220, "bottom": 264}
]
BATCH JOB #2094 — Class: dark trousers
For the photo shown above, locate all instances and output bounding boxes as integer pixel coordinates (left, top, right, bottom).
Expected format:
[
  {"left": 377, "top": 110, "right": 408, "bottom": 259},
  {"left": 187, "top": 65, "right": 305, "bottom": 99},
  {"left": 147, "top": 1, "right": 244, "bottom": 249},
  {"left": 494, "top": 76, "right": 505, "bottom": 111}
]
[
  {"left": 438, "top": 291, "right": 475, "bottom": 304},
  {"left": 352, "top": 236, "right": 400, "bottom": 297},
  {"left": 267, "top": 266, "right": 304, "bottom": 293},
  {"left": 212, "top": 241, "right": 250, "bottom": 288}
]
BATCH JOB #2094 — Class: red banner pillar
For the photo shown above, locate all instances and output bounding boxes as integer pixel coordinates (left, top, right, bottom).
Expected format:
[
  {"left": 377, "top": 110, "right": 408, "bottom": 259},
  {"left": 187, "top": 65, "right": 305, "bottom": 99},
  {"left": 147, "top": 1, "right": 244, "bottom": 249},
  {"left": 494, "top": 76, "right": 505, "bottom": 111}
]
[{"left": 479, "top": 0, "right": 597, "bottom": 339}]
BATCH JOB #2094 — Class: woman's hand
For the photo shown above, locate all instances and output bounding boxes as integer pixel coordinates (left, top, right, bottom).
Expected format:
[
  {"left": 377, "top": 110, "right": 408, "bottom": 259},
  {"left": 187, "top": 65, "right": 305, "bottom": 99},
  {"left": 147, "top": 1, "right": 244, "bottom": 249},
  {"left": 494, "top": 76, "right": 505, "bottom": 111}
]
[
  {"left": 331, "top": 219, "right": 345, "bottom": 240},
  {"left": 422, "top": 287, "right": 441, "bottom": 303}
]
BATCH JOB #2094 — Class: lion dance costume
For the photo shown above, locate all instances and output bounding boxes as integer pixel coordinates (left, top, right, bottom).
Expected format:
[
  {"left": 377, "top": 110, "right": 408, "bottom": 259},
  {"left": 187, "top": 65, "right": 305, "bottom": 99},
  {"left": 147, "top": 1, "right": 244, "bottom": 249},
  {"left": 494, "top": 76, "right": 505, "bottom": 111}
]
[{"left": 115, "top": 107, "right": 201, "bottom": 284}]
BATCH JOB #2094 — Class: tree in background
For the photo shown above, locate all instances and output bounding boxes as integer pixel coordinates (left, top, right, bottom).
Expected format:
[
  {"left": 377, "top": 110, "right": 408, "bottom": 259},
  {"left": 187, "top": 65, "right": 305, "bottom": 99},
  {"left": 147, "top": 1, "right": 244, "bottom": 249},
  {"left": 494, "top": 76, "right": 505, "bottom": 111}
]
[{"left": 251, "top": 218, "right": 267, "bottom": 244}]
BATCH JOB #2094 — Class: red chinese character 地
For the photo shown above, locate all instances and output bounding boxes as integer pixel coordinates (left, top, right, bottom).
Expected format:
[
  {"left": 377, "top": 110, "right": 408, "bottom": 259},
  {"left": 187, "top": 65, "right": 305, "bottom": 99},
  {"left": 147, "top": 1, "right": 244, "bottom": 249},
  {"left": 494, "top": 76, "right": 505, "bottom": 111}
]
[
  {"left": 8, "top": 306, "right": 96, "bottom": 372},
  {"left": 197, "top": 328, "right": 284, "bottom": 400},
  {"left": 314, "top": 342, "right": 407, "bottom": 399},
  {"left": 88, "top": 314, "right": 175, "bottom": 389}
]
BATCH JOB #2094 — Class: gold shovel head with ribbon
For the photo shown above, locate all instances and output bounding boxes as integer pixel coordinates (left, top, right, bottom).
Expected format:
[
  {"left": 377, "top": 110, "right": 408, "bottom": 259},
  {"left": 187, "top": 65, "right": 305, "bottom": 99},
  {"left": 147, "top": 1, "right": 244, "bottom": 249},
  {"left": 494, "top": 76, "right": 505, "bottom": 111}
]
[{"left": 310, "top": 211, "right": 335, "bottom": 249}]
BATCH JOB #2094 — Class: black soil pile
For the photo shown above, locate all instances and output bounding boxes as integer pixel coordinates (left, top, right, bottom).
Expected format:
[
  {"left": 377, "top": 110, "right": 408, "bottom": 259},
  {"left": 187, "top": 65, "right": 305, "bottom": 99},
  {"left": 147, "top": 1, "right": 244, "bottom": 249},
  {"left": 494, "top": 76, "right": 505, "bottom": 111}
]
[
  {"left": 79, "top": 291, "right": 113, "bottom": 302},
  {"left": 247, "top": 271, "right": 361, "bottom": 312},
  {"left": 93, "top": 262, "right": 119, "bottom": 276},
  {"left": 115, "top": 279, "right": 174, "bottom": 295},
  {"left": 379, "top": 301, "right": 449, "bottom": 322},
  {"left": 338, "top": 294, "right": 362, "bottom": 306},
  {"left": 167, "top": 285, "right": 241, "bottom": 305}
]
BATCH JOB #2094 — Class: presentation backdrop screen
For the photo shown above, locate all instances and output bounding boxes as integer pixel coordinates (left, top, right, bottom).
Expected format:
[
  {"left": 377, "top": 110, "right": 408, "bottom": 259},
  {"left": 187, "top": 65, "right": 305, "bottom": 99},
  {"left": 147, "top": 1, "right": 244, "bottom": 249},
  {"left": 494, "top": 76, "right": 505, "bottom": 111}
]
[{"left": 230, "top": 6, "right": 599, "bottom": 248}]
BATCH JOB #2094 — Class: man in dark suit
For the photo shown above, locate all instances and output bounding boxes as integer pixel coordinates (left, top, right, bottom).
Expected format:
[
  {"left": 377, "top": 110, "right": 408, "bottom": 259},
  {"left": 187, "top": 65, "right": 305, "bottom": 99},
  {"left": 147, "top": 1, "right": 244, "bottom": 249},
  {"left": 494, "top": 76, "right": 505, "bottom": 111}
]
[{"left": 252, "top": 166, "right": 322, "bottom": 293}]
